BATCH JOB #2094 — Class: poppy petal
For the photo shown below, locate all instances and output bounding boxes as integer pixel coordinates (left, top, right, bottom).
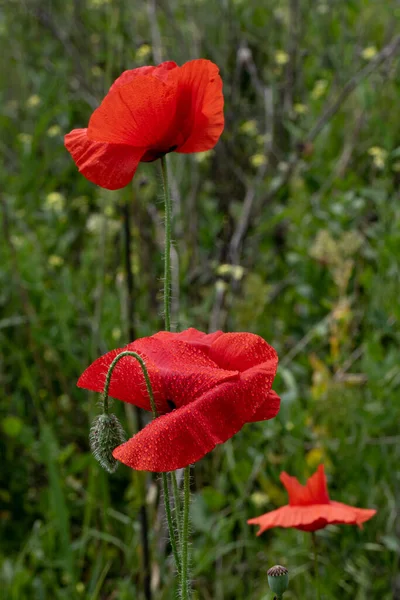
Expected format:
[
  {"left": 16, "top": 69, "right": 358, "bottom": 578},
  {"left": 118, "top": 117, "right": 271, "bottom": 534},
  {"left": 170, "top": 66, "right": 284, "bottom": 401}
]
[
  {"left": 329, "top": 502, "right": 377, "bottom": 528},
  {"left": 113, "top": 363, "right": 276, "bottom": 471},
  {"left": 174, "top": 59, "right": 224, "bottom": 153},
  {"left": 280, "top": 464, "right": 330, "bottom": 506},
  {"left": 109, "top": 61, "right": 178, "bottom": 93},
  {"left": 87, "top": 76, "right": 178, "bottom": 147},
  {"left": 78, "top": 336, "right": 239, "bottom": 414},
  {"left": 209, "top": 332, "right": 278, "bottom": 373},
  {"left": 248, "top": 506, "right": 297, "bottom": 535},
  {"left": 280, "top": 471, "right": 312, "bottom": 506},
  {"left": 248, "top": 390, "right": 281, "bottom": 422},
  {"left": 153, "top": 328, "right": 224, "bottom": 354},
  {"left": 77, "top": 343, "right": 164, "bottom": 412},
  {"left": 248, "top": 502, "right": 376, "bottom": 534},
  {"left": 304, "top": 464, "right": 330, "bottom": 504},
  {"left": 64, "top": 128, "right": 144, "bottom": 190}
]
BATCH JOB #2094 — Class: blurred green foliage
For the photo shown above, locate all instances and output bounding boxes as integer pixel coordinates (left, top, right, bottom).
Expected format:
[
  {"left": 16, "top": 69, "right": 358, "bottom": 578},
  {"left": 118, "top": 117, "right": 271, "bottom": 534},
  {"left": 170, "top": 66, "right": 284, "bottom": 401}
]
[{"left": 1, "top": 0, "right": 400, "bottom": 598}]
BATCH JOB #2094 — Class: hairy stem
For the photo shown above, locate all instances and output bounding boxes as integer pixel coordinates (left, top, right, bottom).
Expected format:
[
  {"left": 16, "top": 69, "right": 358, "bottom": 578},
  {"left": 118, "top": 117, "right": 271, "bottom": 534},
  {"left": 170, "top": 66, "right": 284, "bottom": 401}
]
[
  {"left": 160, "top": 155, "right": 172, "bottom": 332},
  {"left": 102, "top": 350, "right": 181, "bottom": 573},
  {"left": 172, "top": 471, "right": 182, "bottom": 546},
  {"left": 181, "top": 466, "right": 191, "bottom": 598}
]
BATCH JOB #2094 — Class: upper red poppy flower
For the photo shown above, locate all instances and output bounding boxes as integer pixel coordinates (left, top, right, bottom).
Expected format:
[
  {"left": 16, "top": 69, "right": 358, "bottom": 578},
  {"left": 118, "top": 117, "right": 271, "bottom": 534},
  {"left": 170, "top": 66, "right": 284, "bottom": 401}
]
[
  {"left": 65, "top": 59, "right": 224, "bottom": 190},
  {"left": 248, "top": 464, "right": 376, "bottom": 534},
  {"left": 78, "top": 328, "right": 279, "bottom": 472}
]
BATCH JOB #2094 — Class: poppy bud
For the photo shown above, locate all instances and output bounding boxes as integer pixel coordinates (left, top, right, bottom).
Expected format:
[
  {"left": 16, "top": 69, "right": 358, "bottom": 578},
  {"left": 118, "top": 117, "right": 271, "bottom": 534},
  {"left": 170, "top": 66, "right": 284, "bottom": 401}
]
[
  {"left": 89, "top": 413, "right": 126, "bottom": 473},
  {"left": 267, "top": 565, "right": 289, "bottom": 598}
]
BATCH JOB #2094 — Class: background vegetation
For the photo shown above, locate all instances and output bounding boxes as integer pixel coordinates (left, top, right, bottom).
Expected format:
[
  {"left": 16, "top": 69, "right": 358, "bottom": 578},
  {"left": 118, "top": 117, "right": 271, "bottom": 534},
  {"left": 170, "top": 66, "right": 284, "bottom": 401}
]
[{"left": 1, "top": 0, "right": 399, "bottom": 598}]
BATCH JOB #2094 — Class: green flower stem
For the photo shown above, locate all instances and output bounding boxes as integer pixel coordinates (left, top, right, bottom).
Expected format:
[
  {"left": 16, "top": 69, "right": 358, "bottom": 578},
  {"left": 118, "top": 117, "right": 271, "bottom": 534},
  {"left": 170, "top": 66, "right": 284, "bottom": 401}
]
[
  {"left": 181, "top": 466, "right": 191, "bottom": 599},
  {"left": 172, "top": 470, "right": 182, "bottom": 545},
  {"left": 311, "top": 532, "right": 321, "bottom": 600},
  {"left": 160, "top": 155, "right": 172, "bottom": 332},
  {"left": 102, "top": 351, "right": 157, "bottom": 416},
  {"left": 102, "top": 350, "right": 181, "bottom": 574},
  {"left": 161, "top": 472, "right": 181, "bottom": 575}
]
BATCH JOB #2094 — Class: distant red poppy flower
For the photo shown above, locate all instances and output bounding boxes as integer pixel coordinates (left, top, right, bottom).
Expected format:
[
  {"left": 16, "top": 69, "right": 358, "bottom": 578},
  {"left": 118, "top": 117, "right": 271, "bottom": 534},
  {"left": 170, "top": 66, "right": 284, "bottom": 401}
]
[
  {"left": 78, "top": 328, "right": 279, "bottom": 472},
  {"left": 65, "top": 59, "right": 224, "bottom": 190},
  {"left": 248, "top": 464, "right": 376, "bottom": 534}
]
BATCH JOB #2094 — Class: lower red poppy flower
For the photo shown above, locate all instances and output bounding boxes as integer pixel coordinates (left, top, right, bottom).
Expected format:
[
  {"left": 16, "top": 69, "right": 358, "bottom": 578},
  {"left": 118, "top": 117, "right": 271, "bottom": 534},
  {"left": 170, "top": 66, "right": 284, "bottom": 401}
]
[
  {"left": 248, "top": 464, "right": 376, "bottom": 534},
  {"left": 65, "top": 59, "right": 224, "bottom": 190},
  {"left": 78, "top": 328, "right": 279, "bottom": 472}
]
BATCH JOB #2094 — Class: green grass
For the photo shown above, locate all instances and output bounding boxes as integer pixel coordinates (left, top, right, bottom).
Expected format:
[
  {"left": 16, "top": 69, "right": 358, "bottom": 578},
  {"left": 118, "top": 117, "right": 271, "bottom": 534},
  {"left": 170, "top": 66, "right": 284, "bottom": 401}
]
[{"left": 1, "top": 0, "right": 400, "bottom": 598}]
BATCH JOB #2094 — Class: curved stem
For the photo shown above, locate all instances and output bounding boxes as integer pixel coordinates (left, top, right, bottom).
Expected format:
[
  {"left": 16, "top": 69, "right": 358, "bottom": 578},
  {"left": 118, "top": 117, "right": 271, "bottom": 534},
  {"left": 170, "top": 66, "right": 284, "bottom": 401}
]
[
  {"left": 101, "top": 350, "right": 181, "bottom": 573},
  {"left": 181, "top": 466, "right": 191, "bottom": 599},
  {"left": 102, "top": 351, "right": 157, "bottom": 417},
  {"left": 160, "top": 155, "right": 172, "bottom": 332}
]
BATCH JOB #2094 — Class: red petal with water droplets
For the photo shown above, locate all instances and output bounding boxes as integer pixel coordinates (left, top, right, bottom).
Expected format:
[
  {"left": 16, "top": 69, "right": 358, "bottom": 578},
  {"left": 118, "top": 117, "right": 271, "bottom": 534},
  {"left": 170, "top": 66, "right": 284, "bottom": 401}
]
[
  {"left": 113, "top": 360, "right": 277, "bottom": 471},
  {"left": 78, "top": 334, "right": 239, "bottom": 414},
  {"left": 152, "top": 328, "right": 224, "bottom": 354},
  {"left": 209, "top": 332, "right": 278, "bottom": 373},
  {"left": 248, "top": 390, "right": 281, "bottom": 422}
]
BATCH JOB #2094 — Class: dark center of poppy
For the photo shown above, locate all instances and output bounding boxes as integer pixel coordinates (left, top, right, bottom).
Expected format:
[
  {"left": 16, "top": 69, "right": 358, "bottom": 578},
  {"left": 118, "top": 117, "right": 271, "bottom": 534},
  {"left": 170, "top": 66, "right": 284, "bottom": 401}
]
[
  {"left": 141, "top": 145, "right": 179, "bottom": 162},
  {"left": 166, "top": 399, "right": 176, "bottom": 411}
]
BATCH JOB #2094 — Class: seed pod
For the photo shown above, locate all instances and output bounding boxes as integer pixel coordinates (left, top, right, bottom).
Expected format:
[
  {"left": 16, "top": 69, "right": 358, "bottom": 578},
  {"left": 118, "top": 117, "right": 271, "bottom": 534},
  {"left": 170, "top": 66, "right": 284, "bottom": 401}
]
[{"left": 267, "top": 565, "right": 289, "bottom": 598}]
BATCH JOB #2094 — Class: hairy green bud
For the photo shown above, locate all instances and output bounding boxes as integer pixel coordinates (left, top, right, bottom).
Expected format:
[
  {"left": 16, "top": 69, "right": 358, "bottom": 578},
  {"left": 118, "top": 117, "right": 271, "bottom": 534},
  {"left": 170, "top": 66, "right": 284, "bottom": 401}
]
[
  {"left": 89, "top": 413, "right": 126, "bottom": 473},
  {"left": 267, "top": 565, "right": 289, "bottom": 598}
]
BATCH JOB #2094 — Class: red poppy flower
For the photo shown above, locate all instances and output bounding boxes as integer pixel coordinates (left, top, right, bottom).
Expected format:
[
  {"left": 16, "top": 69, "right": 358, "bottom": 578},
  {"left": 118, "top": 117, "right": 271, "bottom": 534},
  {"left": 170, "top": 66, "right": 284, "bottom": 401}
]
[
  {"left": 248, "top": 464, "right": 376, "bottom": 534},
  {"left": 78, "top": 328, "right": 279, "bottom": 472},
  {"left": 65, "top": 59, "right": 224, "bottom": 190}
]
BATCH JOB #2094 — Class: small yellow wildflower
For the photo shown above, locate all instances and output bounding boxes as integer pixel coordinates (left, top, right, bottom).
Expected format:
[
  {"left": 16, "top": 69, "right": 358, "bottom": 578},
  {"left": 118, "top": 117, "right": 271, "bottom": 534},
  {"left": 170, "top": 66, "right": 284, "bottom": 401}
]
[
  {"left": 250, "top": 492, "right": 270, "bottom": 508},
  {"left": 89, "top": 0, "right": 111, "bottom": 7},
  {"left": 239, "top": 120, "right": 258, "bottom": 136},
  {"left": 361, "top": 46, "right": 377, "bottom": 60},
  {"left": 26, "top": 94, "right": 41, "bottom": 108},
  {"left": 274, "top": 50, "right": 289, "bottom": 66},
  {"left": 112, "top": 327, "right": 122, "bottom": 340},
  {"left": 215, "top": 279, "right": 227, "bottom": 293},
  {"left": 45, "top": 192, "right": 65, "bottom": 212},
  {"left": 311, "top": 79, "right": 328, "bottom": 100},
  {"left": 368, "top": 146, "right": 387, "bottom": 169},
  {"left": 47, "top": 125, "right": 61, "bottom": 137},
  {"left": 195, "top": 149, "right": 213, "bottom": 164},
  {"left": 250, "top": 153, "right": 267, "bottom": 168},
  {"left": 48, "top": 255, "right": 64, "bottom": 267},
  {"left": 293, "top": 103, "right": 308, "bottom": 115},
  {"left": 217, "top": 264, "right": 244, "bottom": 280},
  {"left": 306, "top": 447, "right": 328, "bottom": 470},
  {"left": 136, "top": 44, "right": 152, "bottom": 61}
]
